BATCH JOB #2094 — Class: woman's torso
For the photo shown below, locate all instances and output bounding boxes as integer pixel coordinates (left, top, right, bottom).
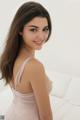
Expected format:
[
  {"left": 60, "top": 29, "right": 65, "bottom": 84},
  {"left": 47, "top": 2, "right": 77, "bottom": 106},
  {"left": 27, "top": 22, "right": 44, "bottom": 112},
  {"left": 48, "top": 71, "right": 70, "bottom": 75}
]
[
  {"left": 5, "top": 48, "right": 53, "bottom": 120},
  {"left": 10, "top": 55, "right": 52, "bottom": 94}
]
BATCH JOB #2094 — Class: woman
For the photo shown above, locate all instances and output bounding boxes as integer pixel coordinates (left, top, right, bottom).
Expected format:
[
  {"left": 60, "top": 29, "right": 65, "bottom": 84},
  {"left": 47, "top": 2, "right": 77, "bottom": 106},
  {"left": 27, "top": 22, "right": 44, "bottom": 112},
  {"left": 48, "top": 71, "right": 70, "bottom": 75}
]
[{"left": 0, "top": 1, "right": 53, "bottom": 120}]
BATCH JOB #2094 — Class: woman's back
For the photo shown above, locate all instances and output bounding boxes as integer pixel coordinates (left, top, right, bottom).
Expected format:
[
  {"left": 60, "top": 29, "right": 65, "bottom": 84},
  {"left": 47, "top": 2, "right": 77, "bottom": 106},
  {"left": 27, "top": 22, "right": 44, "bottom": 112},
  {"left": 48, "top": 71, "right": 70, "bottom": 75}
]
[
  {"left": 5, "top": 56, "right": 40, "bottom": 120},
  {"left": 5, "top": 56, "right": 52, "bottom": 120},
  {"left": 11, "top": 56, "right": 34, "bottom": 94}
]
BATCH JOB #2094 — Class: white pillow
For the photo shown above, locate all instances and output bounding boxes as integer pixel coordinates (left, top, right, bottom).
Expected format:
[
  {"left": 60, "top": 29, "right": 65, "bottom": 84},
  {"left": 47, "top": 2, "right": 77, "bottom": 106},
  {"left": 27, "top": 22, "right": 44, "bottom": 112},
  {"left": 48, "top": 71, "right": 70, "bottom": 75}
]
[
  {"left": 51, "top": 72, "right": 72, "bottom": 98},
  {"left": 64, "top": 77, "right": 80, "bottom": 105}
]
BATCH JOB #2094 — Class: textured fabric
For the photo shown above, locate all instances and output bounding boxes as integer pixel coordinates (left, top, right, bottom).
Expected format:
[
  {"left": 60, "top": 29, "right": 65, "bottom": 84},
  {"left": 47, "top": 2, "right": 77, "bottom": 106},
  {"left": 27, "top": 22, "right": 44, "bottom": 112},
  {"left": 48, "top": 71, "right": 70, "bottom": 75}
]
[{"left": 5, "top": 56, "right": 51, "bottom": 120}]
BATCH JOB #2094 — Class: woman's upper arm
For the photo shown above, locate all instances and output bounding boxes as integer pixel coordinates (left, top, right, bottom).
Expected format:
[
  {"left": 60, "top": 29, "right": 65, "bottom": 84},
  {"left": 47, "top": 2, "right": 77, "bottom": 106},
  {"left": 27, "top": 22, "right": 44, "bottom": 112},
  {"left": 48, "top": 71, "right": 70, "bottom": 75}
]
[{"left": 25, "top": 59, "right": 53, "bottom": 120}]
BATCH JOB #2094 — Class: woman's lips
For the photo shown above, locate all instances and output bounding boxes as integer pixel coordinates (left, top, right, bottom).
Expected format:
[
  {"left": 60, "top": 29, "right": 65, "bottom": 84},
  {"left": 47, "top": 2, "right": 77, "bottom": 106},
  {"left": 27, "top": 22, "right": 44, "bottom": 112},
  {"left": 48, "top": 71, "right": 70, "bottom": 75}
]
[{"left": 33, "top": 40, "right": 44, "bottom": 46}]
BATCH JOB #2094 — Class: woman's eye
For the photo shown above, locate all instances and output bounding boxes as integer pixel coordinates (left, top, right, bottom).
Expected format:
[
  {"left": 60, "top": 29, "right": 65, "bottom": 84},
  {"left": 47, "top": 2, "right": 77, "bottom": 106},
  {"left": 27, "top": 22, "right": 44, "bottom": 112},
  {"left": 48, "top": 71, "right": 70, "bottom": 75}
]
[
  {"left": 44, "top": 28, "right": 49, "bottom": 32},
  {"left": 30, "top": 29, "right": 37, "bottom": 32}
]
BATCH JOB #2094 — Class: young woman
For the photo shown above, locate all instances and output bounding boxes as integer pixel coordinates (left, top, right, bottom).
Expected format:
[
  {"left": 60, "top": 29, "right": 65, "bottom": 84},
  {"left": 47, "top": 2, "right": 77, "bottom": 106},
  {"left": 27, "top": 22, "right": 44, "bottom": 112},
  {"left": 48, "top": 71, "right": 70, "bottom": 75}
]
[{"left": 0, "top": 1, "right": 53, "bottom": 120}]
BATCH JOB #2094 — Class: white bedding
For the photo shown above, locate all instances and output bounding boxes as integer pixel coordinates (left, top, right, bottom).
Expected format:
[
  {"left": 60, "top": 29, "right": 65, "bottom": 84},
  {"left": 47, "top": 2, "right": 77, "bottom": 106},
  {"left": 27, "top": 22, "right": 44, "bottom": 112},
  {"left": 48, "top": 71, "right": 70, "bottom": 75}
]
[{"left": 50, "top": 95, "right": 80, "bottom": 120}]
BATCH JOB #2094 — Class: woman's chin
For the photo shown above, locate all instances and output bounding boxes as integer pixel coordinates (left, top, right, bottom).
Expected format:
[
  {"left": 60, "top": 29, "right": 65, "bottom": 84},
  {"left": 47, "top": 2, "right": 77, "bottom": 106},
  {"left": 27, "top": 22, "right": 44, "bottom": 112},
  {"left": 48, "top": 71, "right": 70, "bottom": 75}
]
[{"left": 35, "top": 45, "right": 43, "bottom": 50}]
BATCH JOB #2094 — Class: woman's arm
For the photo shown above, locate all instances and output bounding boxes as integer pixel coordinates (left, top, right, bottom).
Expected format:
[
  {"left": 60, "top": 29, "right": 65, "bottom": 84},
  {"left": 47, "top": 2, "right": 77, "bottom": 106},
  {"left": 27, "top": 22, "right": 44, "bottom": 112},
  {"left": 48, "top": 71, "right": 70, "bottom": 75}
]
[
  {"left": 45, "top": 75, "right": 53, "bottom": 93},
  {"left": 25, "top": 58, "right": 53, "bottom": 120}
]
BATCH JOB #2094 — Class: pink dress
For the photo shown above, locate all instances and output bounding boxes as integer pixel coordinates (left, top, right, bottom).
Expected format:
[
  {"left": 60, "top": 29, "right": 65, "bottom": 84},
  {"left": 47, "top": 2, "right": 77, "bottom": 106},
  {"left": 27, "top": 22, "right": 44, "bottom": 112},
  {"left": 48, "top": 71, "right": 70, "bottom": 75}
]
[{"left": 5, "top": 57, "right": 52, "bottom": 120}]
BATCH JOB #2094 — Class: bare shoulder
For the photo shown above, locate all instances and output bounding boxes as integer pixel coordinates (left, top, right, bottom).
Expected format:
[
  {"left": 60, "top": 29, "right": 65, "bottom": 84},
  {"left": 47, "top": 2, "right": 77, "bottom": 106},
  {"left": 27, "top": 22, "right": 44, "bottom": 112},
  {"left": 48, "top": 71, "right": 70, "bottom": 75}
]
[
  {"left": 28, "top": 57, "right": 44, "bottom": 67},
  {"left": 25, "top": 57, "right": 45, "bottom": 74},
  {"left": 23, "top": 57, "right": 46, "bottom": 84}
]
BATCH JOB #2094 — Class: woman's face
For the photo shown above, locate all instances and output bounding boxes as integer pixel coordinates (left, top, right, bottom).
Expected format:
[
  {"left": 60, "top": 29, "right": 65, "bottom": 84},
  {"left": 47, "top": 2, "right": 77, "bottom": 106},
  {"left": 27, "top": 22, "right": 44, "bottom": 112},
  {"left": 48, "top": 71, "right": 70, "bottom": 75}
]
[{"left": 20, "top": 17, "right": 49, "bottom": 50}]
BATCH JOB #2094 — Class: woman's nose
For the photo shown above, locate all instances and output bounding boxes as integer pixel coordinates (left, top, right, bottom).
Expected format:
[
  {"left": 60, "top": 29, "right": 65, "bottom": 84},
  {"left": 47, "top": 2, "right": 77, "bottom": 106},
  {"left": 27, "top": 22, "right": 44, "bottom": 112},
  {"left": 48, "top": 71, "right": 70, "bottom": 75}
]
[{"left": 38, "top": 31, "right": 45, "bottom": 41}]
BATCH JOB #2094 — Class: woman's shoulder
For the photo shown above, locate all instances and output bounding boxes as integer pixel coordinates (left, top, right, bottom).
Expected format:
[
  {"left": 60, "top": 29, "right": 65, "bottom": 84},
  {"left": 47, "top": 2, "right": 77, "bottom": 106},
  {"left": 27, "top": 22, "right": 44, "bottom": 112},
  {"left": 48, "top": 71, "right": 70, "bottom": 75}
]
[
  {"left": 26, "top": 57, "right": 45, "bottom": 72},
  {"left": 28, "top": 57, "right": 44, "bottom": 66},
  {"left": 22, "top": 57, "right": 46, "bottom": 83}
]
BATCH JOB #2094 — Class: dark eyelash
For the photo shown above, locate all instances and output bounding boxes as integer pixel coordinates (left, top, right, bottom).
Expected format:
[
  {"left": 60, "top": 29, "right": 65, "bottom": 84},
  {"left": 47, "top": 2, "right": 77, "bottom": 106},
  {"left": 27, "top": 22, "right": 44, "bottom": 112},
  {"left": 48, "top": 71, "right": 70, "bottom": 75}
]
[
  {"left": 30, "top": 28, "right": 49, "bottom": 32},
  {"left": 30, "top": 29, "right": 37, "bottom": 32},
  {"left": 43, "top": 28, "right": 49, "bottom": 31}
]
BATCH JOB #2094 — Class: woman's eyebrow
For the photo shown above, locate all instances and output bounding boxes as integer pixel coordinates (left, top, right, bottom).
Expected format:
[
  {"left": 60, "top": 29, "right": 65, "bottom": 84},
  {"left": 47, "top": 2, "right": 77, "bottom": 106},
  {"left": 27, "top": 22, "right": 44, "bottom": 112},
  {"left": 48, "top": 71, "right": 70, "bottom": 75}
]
[
  {"left": 27, "top": 25, "right": 39, "bottom": 28},
  {"left": 26, "top": 25, "right": 48, "bottom": 29}
]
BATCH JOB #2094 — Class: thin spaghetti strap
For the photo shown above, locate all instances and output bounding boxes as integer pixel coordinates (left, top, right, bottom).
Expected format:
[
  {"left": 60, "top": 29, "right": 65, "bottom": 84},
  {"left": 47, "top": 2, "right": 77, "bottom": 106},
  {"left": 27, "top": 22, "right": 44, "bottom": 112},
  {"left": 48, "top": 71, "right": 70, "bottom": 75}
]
[{"left": 14, "top": 56, "right": 33, "bottom": 88}]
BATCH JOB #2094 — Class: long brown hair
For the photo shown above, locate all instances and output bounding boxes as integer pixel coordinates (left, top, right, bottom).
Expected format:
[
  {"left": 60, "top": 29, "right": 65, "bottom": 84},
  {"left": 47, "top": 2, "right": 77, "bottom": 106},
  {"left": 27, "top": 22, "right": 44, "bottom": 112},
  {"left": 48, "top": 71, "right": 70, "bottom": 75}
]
[{"left": 0, "top": 1, "right": 52, "bottom": 85}]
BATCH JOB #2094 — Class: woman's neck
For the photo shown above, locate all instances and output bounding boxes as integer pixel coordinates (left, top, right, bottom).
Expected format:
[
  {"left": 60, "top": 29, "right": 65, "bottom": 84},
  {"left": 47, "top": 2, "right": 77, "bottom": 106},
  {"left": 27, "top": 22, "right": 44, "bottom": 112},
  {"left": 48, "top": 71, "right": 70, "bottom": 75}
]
[{"left": 19, "top": 45, "right": 35, "bottom": 58}]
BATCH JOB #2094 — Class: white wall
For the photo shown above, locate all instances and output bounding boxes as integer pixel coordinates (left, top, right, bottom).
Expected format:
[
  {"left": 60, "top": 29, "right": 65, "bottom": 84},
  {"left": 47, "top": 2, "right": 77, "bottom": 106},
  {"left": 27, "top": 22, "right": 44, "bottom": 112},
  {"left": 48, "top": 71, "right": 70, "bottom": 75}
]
[{"left": 0, "top": 0, "right": 80, "bottom": 77}]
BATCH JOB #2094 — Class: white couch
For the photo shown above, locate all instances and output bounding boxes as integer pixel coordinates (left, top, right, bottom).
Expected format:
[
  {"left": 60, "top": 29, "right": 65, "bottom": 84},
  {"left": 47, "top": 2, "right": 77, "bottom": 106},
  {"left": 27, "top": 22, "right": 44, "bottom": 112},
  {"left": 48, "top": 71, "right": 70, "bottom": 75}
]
[{"left": 0, "top": 71, "right": 80, "bottom": 120}]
